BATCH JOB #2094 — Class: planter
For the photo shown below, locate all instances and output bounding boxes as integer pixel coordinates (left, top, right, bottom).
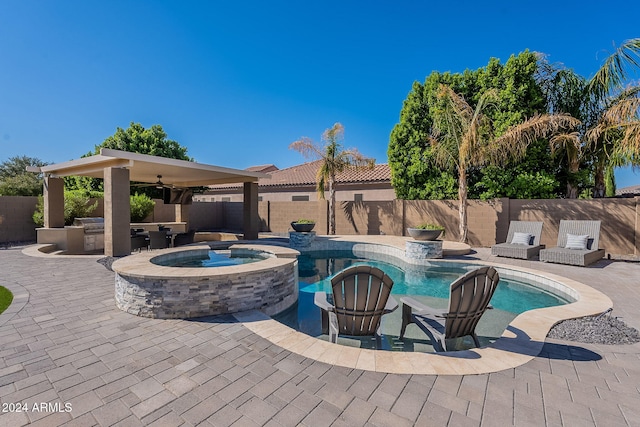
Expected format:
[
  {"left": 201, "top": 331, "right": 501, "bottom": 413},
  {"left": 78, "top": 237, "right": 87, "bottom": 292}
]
[
  {"left": 407, "top": 228, "right": 443, "bottom": 241},
  {"left": 291, "top": 222, "right": 316, "bottom": 232}
]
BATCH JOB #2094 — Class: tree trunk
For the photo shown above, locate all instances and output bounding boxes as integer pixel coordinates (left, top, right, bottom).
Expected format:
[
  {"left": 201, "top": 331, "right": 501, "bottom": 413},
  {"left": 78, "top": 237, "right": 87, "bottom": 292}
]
[
  {"left": 329, "top": 177, "right": 336, "bottom": 235},
  {"left": 458, "top": 169, "right": 468, "bottom": 243},
  {"left": 566, "top": 160, "right": 580, "bottom": 199},
  {"left": 592, "top": 166, "right": 606, "bottom": 198}
]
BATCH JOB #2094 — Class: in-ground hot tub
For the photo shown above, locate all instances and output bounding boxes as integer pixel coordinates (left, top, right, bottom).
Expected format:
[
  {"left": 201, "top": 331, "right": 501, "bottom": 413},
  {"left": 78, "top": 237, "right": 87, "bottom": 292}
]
[{"left": 112, "top": 244, "right": 300, "bottom": 319}]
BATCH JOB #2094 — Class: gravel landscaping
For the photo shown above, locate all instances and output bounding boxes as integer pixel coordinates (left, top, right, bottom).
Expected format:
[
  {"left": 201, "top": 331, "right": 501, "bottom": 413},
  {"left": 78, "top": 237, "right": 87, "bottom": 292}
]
[{"left": 548, "top": 311, "right": 640, "bottom": 344}]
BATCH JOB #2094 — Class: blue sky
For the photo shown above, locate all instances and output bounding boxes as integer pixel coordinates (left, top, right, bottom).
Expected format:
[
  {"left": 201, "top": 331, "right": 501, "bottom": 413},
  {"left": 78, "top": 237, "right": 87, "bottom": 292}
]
[{"left": 2, "top": 1, "right": 640, "bottom": 188}]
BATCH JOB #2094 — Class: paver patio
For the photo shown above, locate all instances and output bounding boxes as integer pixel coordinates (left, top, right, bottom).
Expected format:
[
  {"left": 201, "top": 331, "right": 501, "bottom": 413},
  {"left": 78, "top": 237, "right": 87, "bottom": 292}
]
[{"left": 1, "top": 243, "right": 639, "bottom": 426}]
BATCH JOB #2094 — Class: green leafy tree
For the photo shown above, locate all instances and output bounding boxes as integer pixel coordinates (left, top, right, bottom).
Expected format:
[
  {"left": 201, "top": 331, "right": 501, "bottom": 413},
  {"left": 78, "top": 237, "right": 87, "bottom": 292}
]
[
  {"left": 0, "top": 156, "right": 49, "bottom": 196},
  {"left": 66, "top": 122, "right": 192, "bottom": 197},
  {"left": 389, "top": 51, "right": 561, "bottom": 200},
  {"left": 428, "top": 84, "right": 579, "bottom": 242},
  {"left": 290, "top": 123, "right": 374, "bottom": 235},
  {"left": 97, "top": 122, "right": 191, "bottom": 160}
]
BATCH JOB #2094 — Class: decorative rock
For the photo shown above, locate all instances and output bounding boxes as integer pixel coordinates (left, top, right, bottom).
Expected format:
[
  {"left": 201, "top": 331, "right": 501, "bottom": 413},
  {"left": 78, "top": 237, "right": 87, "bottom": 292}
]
[
  {"left": 405, "top": 239, "right": 443, "bottom": 259},
  {"left": 289, "top": 231, "right": 316, "bottom": 249}
]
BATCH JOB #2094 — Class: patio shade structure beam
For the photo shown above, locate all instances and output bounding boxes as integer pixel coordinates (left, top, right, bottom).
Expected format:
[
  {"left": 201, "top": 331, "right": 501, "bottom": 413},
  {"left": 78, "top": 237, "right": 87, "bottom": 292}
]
[{"left": 32, "top": 149, "right": 269, "bottom": 256}]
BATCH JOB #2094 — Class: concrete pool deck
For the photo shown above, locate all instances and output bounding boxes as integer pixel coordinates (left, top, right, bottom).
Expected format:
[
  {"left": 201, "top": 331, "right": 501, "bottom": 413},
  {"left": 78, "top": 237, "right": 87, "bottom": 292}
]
[{"left": 1, "top": 239, "right": 639, "bottom": 426}]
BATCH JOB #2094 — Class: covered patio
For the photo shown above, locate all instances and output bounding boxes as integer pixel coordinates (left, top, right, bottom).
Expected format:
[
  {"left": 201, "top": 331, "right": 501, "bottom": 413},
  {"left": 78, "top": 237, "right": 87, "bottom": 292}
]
[{"left": 29, "top": 148, "right": 269, "bottom": 256}]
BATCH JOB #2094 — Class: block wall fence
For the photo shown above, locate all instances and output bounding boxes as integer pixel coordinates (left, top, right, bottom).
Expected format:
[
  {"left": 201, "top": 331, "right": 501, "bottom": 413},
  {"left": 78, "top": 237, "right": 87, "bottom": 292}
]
[{"left": 2, "top": 196, "right": 639, "bottom": 256}]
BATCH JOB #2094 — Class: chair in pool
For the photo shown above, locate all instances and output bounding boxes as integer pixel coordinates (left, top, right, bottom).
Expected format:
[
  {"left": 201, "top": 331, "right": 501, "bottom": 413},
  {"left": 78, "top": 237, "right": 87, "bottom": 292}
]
[
  {"left": 539, "top": 220, "right": 605, "bottom": 266},
  {"left": 314, "top": 265, "right": 398, "bottom": 344},
  {"left": 173, "top": 229, "right": 196, "bottom": 247},
  {"left": 400, "top": 266, "right": 500, "bottom": 352},
  {"left": 491, "top": 221, "right": 545, "bottom": 260},
  {"left": 148, "top": 230, "right": 170, "bottom": 250}
]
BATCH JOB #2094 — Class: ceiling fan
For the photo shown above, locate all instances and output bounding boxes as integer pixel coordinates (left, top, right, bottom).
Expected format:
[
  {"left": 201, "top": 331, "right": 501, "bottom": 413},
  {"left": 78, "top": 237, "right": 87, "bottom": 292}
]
[{"left": 131, "top": 175, "right": 173, "bottom": 189}]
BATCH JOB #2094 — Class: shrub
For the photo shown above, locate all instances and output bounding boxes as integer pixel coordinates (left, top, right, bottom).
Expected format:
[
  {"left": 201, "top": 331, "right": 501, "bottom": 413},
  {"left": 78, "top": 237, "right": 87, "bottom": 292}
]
[
  {"left": 415, "top": 223, "right": 444, "bottom": 231},
  {"left": 130, "top": 193, "right": 155, "bottom": 222},
  {"left": 294, "top": 219, "right": 315, "bottom": 224},
  {"left": 32, "top": 190, "right": 99, "bottom": 227},
  {"left": 64, "top": 190, "right": 99, "bottom": 225}
]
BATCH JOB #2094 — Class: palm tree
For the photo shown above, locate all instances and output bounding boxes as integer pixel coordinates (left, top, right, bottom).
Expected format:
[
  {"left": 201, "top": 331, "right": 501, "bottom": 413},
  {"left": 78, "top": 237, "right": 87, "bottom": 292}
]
[
  {"left": 428, "top": 84, "right": 579, "bottom": 243},
  {"left": 290, "top": 123, "right": 374, "bottom": 235},
  {"left": 538, "top": 39, "right": 640, "bottom": 197}
]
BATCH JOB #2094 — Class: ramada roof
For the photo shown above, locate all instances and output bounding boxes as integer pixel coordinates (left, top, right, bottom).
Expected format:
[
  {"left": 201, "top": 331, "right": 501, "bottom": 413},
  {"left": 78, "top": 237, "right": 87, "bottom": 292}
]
[{"left": 207, "top": 160, "right": 391, "bottom": 190}]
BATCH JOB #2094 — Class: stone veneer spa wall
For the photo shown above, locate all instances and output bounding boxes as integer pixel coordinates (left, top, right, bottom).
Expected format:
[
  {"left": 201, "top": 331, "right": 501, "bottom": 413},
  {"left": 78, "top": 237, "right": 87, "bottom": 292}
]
[{"left": 112, "top": 245, "right": 299, "bottom": 319}]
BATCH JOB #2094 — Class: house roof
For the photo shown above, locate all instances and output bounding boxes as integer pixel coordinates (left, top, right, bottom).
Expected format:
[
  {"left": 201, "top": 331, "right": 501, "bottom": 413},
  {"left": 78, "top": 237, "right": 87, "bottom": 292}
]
[
  {"left": 244, "top": 164, "right": 279, "bottom": 173},
  {"left": 263, "top": 160, "right": 391, "bottom": 187},
  {"left": 616, "top": 184, "right": 640, "bottom": 196},
  {"left": 207, "top": 160, "right": 391, "bottom": 191}
]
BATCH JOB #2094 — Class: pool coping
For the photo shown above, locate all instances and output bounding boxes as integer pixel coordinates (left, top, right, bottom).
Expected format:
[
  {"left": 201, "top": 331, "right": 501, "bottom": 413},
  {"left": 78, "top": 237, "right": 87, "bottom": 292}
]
[
  {"left": 110, "top": 244, "right": 300, "bottom": 279},
  {"left": 233, "top": 237, "right": 613, "bottom": 375}
]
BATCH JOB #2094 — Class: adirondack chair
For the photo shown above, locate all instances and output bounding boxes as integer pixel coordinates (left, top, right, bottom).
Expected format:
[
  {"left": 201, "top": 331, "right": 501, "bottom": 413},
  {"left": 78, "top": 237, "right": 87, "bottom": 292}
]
[{"left": 314, "top": 265, "right": 397, "bottom": 344}]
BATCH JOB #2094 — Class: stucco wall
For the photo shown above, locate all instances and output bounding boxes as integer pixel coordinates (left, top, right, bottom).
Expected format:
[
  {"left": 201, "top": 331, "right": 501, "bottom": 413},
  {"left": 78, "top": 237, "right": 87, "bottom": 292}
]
[
  {"left": 0, "top": 196, "right": 40, "bottom": 243},
  {"left": 3, "top": 195, "right": 639, "bottom": 256}
]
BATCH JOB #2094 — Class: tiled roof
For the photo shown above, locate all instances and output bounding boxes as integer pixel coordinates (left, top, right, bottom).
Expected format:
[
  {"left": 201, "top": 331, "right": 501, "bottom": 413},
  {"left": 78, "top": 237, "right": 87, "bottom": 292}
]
[
  {"left": 207, "top": 160, "right": 391, "bottom": 190},
  {"left": 616, "top": 185, "right": 640, "bottom": 196},
  {"left": 245, "top": 164, "right": 278, "bottom": 173},
  {"left": 262, "top": 160, "right": 391, "bottom": 187}
]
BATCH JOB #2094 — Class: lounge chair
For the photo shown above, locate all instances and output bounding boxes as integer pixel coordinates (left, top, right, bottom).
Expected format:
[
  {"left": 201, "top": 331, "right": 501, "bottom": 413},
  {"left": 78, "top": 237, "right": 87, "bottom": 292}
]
[
  {"left": 491, "top": 221, "right": 544, "bottom": 259},
  {"left": 400, "top": 266, "right": 500, "bottom": 352},
  {"left": 314, "top": 265, "right": 398, "bottom": 344},
  {"left": 539, "top": 220, "right": 605, "bottom": 266}
]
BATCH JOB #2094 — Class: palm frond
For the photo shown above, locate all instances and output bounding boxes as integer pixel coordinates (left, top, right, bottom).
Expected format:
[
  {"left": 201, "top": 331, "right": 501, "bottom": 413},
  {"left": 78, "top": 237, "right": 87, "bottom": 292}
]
[
  {"left": 549, "top": 132, "right": 581, "bottom": 153},
  {"left": 548, "top": 131, "right": 582, "bottom": 173},
  {"left": 617, "top": 122, "right": 640, "bottom": 154},
  {"left": 586, "top": 97, "right": 640, "bottom": 145},
  {"left": 589, "top": 38, "right": 640, "bottom": 97},
  {"left": 289, "top": 137, "right": 324, "bottom": 160},
  {"left": 492, "top": 114, "right": 581, "bottom": 163},
  {"left": 316, "top": 163, "right": 329, "bottom": 199},
  {"left": 321, "top": 123, "right": 345, "bottom": 144}
]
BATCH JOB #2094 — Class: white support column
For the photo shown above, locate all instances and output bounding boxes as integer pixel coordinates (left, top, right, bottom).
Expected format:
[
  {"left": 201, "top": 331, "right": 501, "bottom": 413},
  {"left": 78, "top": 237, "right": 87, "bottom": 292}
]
[
  {"left": 175, "top": 203, "right": 190, "bottom": 231},
  {"left": 104, "top": 167, "right": 131, "bottom": 256},
  {"left": 43, "top": 176, "right": 65, "bottom": 228}
]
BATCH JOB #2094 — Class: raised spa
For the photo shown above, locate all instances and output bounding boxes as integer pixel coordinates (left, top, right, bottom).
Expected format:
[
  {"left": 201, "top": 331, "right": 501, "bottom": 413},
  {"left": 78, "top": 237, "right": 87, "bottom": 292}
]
[
  {"left": 153, "top": 249, "right": 267, "bottom": 267},
  {"left": 112, "top": 244, "right": 300, "bottom": 319}
]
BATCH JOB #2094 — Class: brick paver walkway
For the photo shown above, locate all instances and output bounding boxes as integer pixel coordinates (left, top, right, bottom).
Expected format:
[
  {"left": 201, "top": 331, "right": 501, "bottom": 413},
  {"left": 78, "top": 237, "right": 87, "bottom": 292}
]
[{"left": 1, "top": 246, "right": 639, "bottom": 426}]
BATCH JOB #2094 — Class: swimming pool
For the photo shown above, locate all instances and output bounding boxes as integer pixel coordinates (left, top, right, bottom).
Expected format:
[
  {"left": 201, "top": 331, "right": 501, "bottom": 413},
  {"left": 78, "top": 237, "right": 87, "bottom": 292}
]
[{"left": 274, "top": 251, "right": 571, "bottom": 352}]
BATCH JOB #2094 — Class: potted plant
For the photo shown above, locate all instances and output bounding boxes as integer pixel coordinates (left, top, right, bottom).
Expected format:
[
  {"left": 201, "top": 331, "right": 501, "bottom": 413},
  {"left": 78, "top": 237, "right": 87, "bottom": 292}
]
[
  {"left": 407, "top": 223, "right": 445, "bottom": 241},
  {"left": 291, "top": 219, "right": 316, "bottom": 232}
]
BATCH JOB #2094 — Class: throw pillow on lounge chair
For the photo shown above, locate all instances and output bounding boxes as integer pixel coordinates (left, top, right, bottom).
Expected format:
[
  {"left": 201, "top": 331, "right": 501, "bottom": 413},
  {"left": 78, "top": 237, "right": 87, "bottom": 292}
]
[
  {"left": 565, "top": 234, "right": 589, "bottom": 250},
  {"left": 511, "top": 232, "right": 533, "bottom": 245}
]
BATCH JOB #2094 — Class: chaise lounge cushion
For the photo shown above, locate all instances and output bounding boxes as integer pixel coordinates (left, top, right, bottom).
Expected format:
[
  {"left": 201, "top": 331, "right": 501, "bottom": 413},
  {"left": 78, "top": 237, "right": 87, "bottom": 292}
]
[
  {"left": 491, "top": 221, "right": 544, "bottom": 259},
  {"left": 539, "top": 220, "right": 604, "bottom": 266}
]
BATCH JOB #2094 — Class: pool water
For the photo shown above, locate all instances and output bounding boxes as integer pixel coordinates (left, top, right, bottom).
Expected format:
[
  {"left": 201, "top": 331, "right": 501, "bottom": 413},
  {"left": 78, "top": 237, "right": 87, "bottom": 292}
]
[
  {"left": 274, "top": 251, "right": 570, "bottom": 352},
  {"left": 155, "top": 250, "right": 264, "bottom": 267}
]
